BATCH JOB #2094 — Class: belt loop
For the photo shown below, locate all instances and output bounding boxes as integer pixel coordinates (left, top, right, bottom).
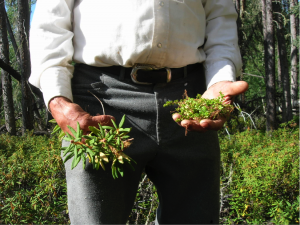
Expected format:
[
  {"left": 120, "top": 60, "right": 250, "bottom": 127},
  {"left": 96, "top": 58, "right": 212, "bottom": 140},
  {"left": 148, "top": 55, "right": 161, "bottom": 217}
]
[
  {"left": 184, "top": 66, "right": 187, "bottom": 78},
  {"left": 119, "top": 67, "right": 125, "bottom": 80}
]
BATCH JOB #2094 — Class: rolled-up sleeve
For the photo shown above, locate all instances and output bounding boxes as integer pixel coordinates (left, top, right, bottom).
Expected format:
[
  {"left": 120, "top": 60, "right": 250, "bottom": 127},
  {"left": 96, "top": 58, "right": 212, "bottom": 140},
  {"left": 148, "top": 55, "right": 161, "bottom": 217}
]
[
  {"left": 29, "top": 0, "right": 75, "bottom": 108},
  {"left": 202, "top": 0, "right": 242, "bottom": 88}
]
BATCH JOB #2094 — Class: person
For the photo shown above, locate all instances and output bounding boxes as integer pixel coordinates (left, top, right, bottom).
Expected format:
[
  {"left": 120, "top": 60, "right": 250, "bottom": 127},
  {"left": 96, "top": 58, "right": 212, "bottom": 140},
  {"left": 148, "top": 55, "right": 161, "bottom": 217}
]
[{"left": 29, "top": 0, "right": 248, "bottom": 224}]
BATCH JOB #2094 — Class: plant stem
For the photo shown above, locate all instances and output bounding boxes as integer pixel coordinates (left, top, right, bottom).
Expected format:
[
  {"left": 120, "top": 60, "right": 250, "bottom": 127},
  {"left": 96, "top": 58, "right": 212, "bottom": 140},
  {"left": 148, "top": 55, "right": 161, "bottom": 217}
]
[{"left": 88, "top": 90, "right": 105, "bottom": 115}]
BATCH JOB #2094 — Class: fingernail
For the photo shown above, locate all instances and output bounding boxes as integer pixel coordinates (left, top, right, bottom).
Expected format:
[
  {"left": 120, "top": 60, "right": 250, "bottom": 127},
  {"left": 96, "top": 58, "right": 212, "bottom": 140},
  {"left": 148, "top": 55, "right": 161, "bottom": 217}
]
[
  {"left": 200, "top": 121, "right": 208, "bottom": 128},
  {"left": 181, "top": 122, "right": 188, "bottom": 126}
]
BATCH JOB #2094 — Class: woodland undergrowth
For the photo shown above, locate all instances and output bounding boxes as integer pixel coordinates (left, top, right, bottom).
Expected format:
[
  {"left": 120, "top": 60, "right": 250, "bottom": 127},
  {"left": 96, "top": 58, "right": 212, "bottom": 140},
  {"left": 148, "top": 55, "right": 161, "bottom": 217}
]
[{"left": 0, "top": 120, "right": 298, "bottom": 224}]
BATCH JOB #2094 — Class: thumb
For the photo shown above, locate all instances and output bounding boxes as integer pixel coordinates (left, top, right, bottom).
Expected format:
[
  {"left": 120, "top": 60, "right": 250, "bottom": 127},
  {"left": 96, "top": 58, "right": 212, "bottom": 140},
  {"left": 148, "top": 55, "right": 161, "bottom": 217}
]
[
  {"left": 225, "top": 81, "right": 248, "bottom": 96},
  {"left": 91, "top": 115, "right": 116, "bottom": 127}
]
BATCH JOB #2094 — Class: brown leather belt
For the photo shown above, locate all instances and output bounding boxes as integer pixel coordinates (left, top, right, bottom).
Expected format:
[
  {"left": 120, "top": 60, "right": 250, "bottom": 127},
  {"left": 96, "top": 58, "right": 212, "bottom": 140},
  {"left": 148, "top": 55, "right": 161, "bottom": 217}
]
[{"left": 99, "top": 63, "right": 201, "bottom": 84}]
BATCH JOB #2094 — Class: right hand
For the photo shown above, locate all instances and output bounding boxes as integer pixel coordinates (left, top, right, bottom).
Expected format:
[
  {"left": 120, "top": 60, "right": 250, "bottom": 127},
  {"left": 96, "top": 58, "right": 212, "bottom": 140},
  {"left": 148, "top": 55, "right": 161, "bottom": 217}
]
[{"left": 49, "top": 96, "right": 115, "bottom": 135}]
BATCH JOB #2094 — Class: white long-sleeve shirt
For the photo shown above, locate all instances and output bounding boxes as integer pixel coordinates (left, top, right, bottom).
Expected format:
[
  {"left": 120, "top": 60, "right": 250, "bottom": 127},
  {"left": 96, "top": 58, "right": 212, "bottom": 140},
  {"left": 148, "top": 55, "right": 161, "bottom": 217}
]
[{"left": 29, "top": 0, "right": 242, "bottom": 107}]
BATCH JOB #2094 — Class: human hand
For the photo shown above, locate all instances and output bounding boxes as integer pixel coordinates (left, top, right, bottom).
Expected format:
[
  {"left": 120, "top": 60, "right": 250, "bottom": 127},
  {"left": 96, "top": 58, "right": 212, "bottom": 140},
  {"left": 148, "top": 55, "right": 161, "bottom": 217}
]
[
  {"left": 172, "top": 81, "right": 248, "bottom": 132},
  {"left": 49, "top": 96, "right": 115, "bottom": 135}
]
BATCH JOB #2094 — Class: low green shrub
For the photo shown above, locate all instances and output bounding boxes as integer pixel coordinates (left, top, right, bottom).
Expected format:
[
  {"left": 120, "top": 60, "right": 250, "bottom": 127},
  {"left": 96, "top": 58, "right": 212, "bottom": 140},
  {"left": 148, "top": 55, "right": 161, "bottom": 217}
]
[
  {"left": 0, "top": 132, "right": 68, "bottom": 224},
  {"left": 0, "top": 131, "right": 158, "bottom": 224},
  {"left": 0, "top": 126, "right": 298, "bottom": 224},
  {"left": 219, "top": 127, "right": 299, "bottom": 224}
]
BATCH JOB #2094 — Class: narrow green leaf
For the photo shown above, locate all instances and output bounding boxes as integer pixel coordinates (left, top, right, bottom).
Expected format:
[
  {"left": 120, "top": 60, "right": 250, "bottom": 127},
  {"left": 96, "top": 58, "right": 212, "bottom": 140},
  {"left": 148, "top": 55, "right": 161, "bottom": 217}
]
[
  {"left": 81, "top": 154, "right": 86, "bottom": 169},
  {"left": 117, "top": 165, "right": 124, "bottom": 177},
  {"left": 67, "top": 125, "right": 77, "bottom": 137},
  {"left": 66, "top": 131, "right": 74, "bottom": 140},
  {"left": 63, "top": 152, "right": 74, "bottom": 163},
  {"left": 120, "top": 135, "right": 130, "bottom": 139},
  {"left": 86, "top": 149, "right": 95, "bottom": 156},
  {"left": 111, "top": 166, "right": 115, "bottom": 179},
  {"left": 130, "top": 157, "right": 137, "bottom": 164},
  {"left": 71, "top": 156, "right": 76, "bottom": 169},
  {"left": 119, "top": 115, "right": 126, "bottom": 128},
  {"left": 51, "top": 125, "right": 61, "bottom": 134},
  {"left": 111, "top": 165, "right": 118, "bottom": 179},
  {"left": 74, "top": 137, "right": 81, "bottom": 142},
  {"left": 89, "top": 126, "right": 101, "bottom": 136},
  {"left": 76, "top": 122, "right": 81, "bottom": 138},
  {"left": 88, "top": 153, "right": 95, "bottom": 166},
  {"left": 48, "top": 119, "right": 57, "bottom": 124},
  {"left": 74, "top": 145, "right": 78, "bottom": 159},
  {"left": 72, "top": 155, "right": 81, "bottom": 170},
  {"left": 105, "top": 131, "right": 111, "bottom": 139},
  {"left": 78, "top": 129, "right": 83, "bottom": 138},
  {"left": 102, "top": 126, "right": 114, "bottom": 130},
  {"left": 119, "top": 128, "right": 131, "bottom": 133},
  {"left": 95, "top": 161, "right": 100, "bottom": 170},
  {"left": 114, "top": 165, "right": 118, "bottom": 178},
  {"left": 99, "top": 124, "right": 105, "bottom": 138},
  {"left": 63, "top": 145, "right": 74, "bottom": 157},
  {"left": 90, "top": 138, "right": 95, "bottom": 145},
  {"left": 111, "top": 119, "right": 118, "bottom": 129},
  {"left": 59, "top": 131, "right": 66, "bottom": 140},
  {"left": 82, "top": 135, "right": 93, "bottom": 140},
  {"left": 107, "top": 135, "right": 114, "bottom": 143},
  {"left": 78, "top": 147, "right": 83, "bottom": 155}
]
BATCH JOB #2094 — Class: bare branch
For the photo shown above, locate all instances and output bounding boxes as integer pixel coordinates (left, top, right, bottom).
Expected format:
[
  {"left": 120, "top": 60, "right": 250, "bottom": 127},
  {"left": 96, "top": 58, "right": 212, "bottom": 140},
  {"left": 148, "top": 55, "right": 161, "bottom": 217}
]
[{"left": 0, "top": 57, "right": 21, "bottom": 81}]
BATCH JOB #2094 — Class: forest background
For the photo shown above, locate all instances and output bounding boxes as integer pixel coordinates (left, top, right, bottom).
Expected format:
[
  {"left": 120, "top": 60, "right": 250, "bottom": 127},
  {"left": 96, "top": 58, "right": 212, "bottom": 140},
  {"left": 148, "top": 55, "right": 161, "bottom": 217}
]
[{"left": 0, "top": 0, "right": 299, "bottom": 224}]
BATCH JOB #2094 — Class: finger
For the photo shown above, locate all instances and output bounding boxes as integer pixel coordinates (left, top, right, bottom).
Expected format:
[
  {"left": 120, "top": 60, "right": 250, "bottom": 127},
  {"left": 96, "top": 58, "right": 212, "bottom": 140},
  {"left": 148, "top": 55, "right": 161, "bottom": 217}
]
[
  {"left": 223, "top": 95, "right": 231, "bottom": 102},
  {"left": 199, "top": 118, "right": 227, "bottom": 131},
  {"left": 91, "top": 115, "right": 116, "bottom": 127},
  {"left": 180, "top": 120, "right": 207, "bottom": 132},
  {"left": 172, "top": 113, "right": 182, "bottom": 126}
]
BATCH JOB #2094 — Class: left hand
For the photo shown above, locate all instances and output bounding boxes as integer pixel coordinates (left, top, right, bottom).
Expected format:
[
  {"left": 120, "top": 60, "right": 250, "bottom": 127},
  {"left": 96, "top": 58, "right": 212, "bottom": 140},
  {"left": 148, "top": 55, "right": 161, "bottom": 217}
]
[{"left": 172, "top": 81, "right": 248, "bottom": 132}]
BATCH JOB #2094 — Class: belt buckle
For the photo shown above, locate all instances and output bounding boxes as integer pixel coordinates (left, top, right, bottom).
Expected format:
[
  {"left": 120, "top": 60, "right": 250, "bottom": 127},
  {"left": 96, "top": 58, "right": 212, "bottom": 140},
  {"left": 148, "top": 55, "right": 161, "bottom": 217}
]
[{"left": 130, "top": 64, "right": 172, "bottom": 85}]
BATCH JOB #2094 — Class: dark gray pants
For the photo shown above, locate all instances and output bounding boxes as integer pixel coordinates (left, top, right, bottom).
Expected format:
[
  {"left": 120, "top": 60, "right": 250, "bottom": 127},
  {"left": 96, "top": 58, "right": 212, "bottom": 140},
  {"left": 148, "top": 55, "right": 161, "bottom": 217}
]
[{"left": 63, "top": 64, "right": 220, "bottom": 224}]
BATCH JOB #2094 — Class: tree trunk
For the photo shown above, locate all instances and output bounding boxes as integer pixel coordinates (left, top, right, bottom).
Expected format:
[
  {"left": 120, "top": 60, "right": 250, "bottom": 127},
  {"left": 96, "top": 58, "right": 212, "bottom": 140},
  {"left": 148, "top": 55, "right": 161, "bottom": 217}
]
[
  {"left": 274, "top": 1, "right": 293, "bottom": 122},
  {"left": 18, "top": 0, "right": 34, "bottom": 134},
  {"left": 0, "top": 0, "right": 16, "bottom": 135},
  {"left": 276, "top": 40, "right": 282, "bottom": 90},
  {"left": 262, "top": 0, "right": 276, "bottom": 131},
  {"left": 290, "top": 0, "right": 298, "bottom": 108},
  {"left": 236, "top": 0, "right": 246, "bottom": 103},
  {"left": 4, "top": 8, "right": 21, "bottom": 66}
]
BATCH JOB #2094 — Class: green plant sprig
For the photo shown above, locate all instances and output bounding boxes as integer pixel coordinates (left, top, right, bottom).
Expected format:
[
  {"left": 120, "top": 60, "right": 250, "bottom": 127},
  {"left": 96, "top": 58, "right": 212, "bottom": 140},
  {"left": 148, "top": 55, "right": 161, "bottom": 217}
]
[
  {"left": 163, "top": 90, "right": 234, "bottom": 122},
  {"left": 51, "top": 115, "right": 135, "bottom": 179}
]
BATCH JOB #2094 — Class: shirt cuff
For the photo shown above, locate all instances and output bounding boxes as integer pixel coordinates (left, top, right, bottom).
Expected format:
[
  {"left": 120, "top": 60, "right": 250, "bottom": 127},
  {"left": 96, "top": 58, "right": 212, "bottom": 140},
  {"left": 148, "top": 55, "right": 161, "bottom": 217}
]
[
  {"left": 204, "top": 60, "right": 236, "bottom": 89},
  {"left": 40, "top": 66, "right": 73, "bottom": 109}
]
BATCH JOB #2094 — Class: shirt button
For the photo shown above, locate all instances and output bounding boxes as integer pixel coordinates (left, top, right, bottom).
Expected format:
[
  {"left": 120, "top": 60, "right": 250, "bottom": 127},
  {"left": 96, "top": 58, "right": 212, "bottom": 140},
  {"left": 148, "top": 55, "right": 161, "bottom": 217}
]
[
  {"left": 157, "top": 43, "right": 162, "bottom": 48},
  {"left": 159, "top": 1, "right": 164, "bottom": 6}
]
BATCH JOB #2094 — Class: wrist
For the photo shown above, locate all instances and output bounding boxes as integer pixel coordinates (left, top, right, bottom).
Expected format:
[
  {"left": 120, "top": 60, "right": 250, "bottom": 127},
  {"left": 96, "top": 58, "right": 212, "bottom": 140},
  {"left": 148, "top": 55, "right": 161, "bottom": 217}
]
[{"left": 49, "top": 96, "right": 72, "bottom": 113}]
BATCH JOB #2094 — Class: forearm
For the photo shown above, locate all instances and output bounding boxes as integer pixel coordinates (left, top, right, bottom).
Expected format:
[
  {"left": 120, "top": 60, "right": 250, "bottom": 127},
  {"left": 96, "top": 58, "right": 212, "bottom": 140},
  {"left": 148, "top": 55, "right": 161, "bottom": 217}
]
[
  {"left": 203, "top": 0, "right": 242, "bottom": 88},
  {"left": 29, "top": 0, "right": 75, "bottom": 108}
]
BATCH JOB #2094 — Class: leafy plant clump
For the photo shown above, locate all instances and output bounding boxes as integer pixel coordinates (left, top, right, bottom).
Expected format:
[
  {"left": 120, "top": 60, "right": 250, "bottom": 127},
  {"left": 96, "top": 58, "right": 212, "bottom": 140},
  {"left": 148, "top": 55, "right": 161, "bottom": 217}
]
[
  {"left": 163, "top": 90, "right": 234, "bottom": 122},
  {"left": 0, "top": 132, "right": 69, "bottom": 224},
  {"left": 52, "top": 115, "right": 135, "bottom": 179},
  {"left": 219, "top": 127, "right": 299, "bottom": 224}
]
